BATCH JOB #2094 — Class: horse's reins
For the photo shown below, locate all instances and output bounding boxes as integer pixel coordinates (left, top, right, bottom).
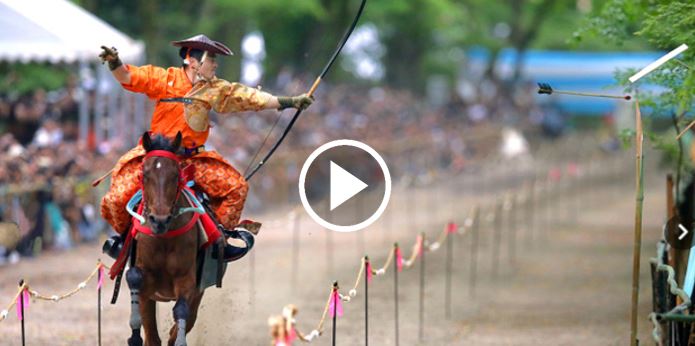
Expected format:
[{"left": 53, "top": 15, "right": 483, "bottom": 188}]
[
  {"left": 109, "top": 150, "right": 199, "bottom": 282},
  {"left": 141, "top": 150, "right": 187, "bottom": 207}
]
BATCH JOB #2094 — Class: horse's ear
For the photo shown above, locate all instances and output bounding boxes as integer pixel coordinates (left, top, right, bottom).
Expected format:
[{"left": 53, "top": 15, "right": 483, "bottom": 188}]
[
  {"left": 172, "top": 131, "right": 182, "bottom": 151},
  {"left": 142, "top": 132, "right": 152, "bottom": 152}
]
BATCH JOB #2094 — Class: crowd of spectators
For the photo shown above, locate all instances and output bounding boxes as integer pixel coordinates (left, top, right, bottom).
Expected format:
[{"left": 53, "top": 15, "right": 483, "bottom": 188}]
[{"left": 0, "top": 70, "right": 543, "bottom": 266}]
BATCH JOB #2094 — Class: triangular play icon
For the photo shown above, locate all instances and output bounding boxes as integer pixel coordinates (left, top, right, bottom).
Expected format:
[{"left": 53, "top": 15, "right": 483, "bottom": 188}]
[{"left": 330, "top": 161, "right": 368, "bottom": 210}]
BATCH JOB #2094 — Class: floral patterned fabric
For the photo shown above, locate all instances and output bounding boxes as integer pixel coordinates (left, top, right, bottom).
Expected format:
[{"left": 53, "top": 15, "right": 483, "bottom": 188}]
[{"left": 101, "top": 146, "right": 248, "bottom": 234}]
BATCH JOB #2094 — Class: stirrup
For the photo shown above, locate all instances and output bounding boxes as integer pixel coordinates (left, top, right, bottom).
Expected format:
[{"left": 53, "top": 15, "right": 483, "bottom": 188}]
[{"left": 213, "top": 224, "right": 258, "bottom": 262}]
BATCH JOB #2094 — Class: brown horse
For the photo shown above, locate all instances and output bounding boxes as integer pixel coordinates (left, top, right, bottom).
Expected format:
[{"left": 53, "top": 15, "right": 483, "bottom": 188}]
[{"left": 125, "top": 132, "right": 205, "bottom": 346}]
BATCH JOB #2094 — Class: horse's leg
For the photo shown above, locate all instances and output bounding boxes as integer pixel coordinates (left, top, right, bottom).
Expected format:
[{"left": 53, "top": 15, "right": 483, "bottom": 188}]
[
  {"left": 126, "top": 267, "right": 144, "bottom": 346},
  {"left": 140, "top": 297, "right": 161, "bottom": 346},
  {"left": 168, "top": 297, "right": 189, "bottom": 346},
  {"left": 167, "top": 293, "right": 203, "bottom": 346},
  {"left": 184, "top": 292, "right": 203, "bottom": 333}
]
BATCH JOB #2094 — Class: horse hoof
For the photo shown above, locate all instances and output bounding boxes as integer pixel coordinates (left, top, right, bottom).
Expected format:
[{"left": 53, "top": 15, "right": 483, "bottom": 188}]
[
  {"left": 127, "top": 334, "right": 143, "bottom": 346},
  {"left": 174, "top": 339, "right": 187, "bottom": 346}
]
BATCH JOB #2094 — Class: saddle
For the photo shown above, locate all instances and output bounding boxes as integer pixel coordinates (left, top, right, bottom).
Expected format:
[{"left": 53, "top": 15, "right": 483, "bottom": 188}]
[{"left": 106, "top": 187, "right": 259, "bottom": 303}]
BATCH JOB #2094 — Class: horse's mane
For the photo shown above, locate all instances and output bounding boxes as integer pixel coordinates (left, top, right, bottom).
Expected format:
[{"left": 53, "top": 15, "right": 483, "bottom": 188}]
[{"left": 146, "top": 134, "right": 178, "bottom": 153}]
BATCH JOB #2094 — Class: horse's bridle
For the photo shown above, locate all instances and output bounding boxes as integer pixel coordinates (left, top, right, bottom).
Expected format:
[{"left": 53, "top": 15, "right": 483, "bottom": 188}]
[
  {"left": 126, "top": 150, "right": 205, "bottom": 230},
  {"left": 142, "top": 150, "right": 187, "bottom": 207}
]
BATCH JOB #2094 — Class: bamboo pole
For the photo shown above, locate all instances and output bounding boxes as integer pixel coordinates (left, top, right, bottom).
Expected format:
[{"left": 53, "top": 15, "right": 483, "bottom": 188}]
[{"left": 630, "top": 100, "right": 644, "bottom": 346}]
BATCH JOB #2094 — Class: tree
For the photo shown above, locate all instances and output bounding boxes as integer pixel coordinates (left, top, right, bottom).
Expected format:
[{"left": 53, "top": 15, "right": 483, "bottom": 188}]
[{"left": 575, "top": 0, "right": 695, "bottom": 170}]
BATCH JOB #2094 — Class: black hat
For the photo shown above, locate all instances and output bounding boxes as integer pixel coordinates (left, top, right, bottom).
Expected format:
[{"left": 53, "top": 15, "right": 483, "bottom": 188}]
[{"left": 171, "top": 34, "right": 233, "bottom": 56}]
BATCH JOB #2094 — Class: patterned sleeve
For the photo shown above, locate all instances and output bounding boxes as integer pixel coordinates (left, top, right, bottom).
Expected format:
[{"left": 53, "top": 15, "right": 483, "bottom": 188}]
[
  {"left": 211, "top": 80, "right": 274, "bottom": 113},
  {"left": 120, "top": 65, "right": 169, "bottom": 99}
]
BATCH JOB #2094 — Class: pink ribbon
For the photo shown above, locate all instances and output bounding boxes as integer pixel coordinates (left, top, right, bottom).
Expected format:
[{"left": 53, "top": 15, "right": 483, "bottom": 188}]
[
  {"left": 395, "top": 247, "right": 403, "bottom": 272},
  {"left": 16, "top": 288, "right": 29, "bottom": 320},
  {"left": 329, "top": 290, "right": 343, "bottom": 318},
  {"left": 366, "top": 261, "right": 373, "bottom": 283},
  {"left": 447, "top": 222, "right": 458, "bottom": 234},
  {"left": 97, "top": 265, "right": 105, "bottom": 290}
]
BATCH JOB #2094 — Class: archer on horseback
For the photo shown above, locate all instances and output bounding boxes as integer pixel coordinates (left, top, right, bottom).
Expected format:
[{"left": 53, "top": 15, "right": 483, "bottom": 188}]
[{"left": 98, "top": 34, "right": 313, "bottom": 262}]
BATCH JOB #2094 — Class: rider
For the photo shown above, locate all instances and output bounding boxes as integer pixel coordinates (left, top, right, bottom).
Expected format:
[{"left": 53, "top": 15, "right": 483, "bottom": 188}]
[{"left": 98, "top": 34, "right": 312, "bottom": 261}]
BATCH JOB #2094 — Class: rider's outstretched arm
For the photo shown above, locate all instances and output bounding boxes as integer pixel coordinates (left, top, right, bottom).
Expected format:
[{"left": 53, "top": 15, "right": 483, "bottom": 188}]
[{"left": 203, "top": 80, "right": 313, "bottom": 114}]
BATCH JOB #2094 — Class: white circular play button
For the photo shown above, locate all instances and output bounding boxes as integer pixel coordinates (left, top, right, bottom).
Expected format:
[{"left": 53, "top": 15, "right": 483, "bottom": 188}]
[{"left": 299, "top": 139, "right": 391, "bottom": 232}]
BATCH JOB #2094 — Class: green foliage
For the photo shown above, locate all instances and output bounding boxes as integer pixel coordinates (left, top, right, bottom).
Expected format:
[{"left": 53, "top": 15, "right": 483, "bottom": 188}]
[
  {"left": 0, "top": 63, "right": 70, "bottom": 96},
  {"left": 66, "top": 0, "right": 657, "bottom": 93},
  {"left": 619, "top": 128, "right": 635, "bottom": 149},
  {"left": 577, "top": 0, "right": 695, "bottom": 174}
]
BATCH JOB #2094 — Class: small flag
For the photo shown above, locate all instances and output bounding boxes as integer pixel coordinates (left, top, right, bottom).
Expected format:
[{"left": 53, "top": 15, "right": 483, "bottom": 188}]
[
  {"left": 97, "top": 265, "right": 105, "bottom": 290},
  {"left": 366, "top": 261, "right": 373, "bottom": 283},
  {"left": 396, "top": 247, "right": 403, "bottom": 272},
  {"left": 16, "top": 289, "right": 29, "bottom": 320},
  {"left": 329, "top": 290, "right": 343, "bottom": 317},
  {"left": 447, "top": 222, "right": 458, "bottom": 234}
]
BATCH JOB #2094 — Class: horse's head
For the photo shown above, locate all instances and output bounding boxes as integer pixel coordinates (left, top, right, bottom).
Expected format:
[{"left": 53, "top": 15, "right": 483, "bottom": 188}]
[{"left": 141, "top": 131, "right": 183, "bottom": 234}]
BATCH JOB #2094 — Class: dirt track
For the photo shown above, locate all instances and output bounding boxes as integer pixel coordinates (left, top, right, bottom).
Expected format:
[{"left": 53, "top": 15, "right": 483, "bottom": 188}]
[{"left": 0, "top": 154, "right": 666, "bottom": 345}]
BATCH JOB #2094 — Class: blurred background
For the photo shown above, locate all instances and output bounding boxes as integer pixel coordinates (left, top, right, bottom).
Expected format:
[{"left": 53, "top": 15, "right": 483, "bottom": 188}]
[
  {"left": 0, "top": 0, "right": 679, "bottom": 275},
  {"left": 2, "top": 1, "right": 695, "bottom": 344}
]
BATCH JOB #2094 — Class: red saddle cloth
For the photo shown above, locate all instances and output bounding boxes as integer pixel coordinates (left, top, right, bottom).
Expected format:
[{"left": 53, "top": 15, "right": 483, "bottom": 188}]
[{"left": 109, "top": 186, "right": 222, "bottom": 279}]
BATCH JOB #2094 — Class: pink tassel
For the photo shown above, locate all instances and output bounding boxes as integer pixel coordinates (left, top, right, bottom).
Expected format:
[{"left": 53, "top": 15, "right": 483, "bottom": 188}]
[
  {"left": 396, "top": 247, "right": 403, "bottom": 272},
  {"left": 329, "top": 290, "right": 343, "bottom": 318},
  {"left": 16, "top": 289, "right": 29, "bottom": 320},
  {"left": 366, "top": 261, "right": 373, "bottom": 283},
  {"left": 97, "top": 265, "right": 105, "bottom": 290},
  {"left": 447, "top": 222, "right": 458, "bottom": 234}
]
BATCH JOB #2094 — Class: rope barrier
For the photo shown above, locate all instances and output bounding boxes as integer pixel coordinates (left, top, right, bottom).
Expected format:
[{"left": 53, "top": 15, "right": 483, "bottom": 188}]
[
  {"left": 374, "top": 243, "right": 395, "bottom": 276},
  {"left": 0, "top": 260, "right": 106, "bottom": 322},
  {"left": 273, "top": 212, "right": 475, "bottom": 344},
  {"left": 272, "top": 164, "right": 609, "bottom": 344},
  {"left": 347, "top": 258, "right": 366, "bottom": 299}
]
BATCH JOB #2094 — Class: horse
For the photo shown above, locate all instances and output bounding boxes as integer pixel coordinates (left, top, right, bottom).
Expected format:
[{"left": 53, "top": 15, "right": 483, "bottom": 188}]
[{"left": 122, "top": 131, "right": 214, "bottom": 346}]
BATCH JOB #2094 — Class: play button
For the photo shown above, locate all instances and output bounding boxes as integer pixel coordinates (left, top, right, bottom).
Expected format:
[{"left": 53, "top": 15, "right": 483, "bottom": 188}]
[
  {"left": 299, "top": 140, "right": 391, "bottom": 232},
  {"left": 330, "top": 161, "right": 368, "bottom": 210}
]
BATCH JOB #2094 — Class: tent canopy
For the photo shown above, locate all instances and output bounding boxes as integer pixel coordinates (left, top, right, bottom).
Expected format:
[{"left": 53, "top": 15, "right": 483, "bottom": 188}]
[{"left": 0, "top": 0, "right": 144, "bottom": 63}]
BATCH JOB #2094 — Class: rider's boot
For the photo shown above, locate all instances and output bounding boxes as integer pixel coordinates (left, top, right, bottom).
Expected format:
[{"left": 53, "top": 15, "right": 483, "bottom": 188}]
[{"left": 102, "top": 234, "right": 124, "bottom": 260}]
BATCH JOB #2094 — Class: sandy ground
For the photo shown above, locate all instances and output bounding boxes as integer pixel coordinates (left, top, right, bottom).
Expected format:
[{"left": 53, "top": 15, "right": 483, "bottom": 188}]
[{"left": 0, "top": 152, "right": 667, "bottom": 345}]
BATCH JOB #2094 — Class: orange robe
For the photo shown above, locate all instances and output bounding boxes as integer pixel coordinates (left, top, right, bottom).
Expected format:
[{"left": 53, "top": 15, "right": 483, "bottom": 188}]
[{"left": 101, "top": 64, "right": 273, "bottom": 234}]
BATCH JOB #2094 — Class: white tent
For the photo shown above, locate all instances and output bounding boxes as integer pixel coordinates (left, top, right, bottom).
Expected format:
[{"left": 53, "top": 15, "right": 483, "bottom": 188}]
[
  {"left": 0, "top": 0, "right": 144, "bottom": 63},
  {"left": 0, "top": 0, "right": 148, "bottom": 147}
]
